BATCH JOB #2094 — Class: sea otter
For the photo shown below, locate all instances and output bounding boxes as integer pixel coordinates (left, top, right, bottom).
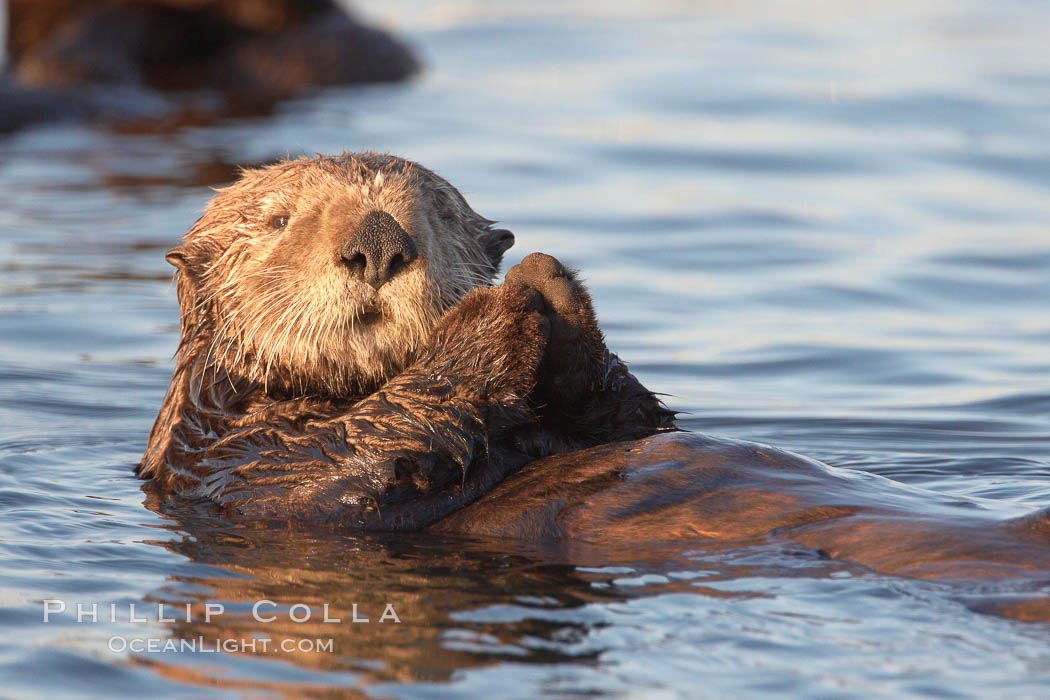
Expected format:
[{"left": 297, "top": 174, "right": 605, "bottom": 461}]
[
  {"left": 1, "top": 0, "right": 417, "bottom": 132},
  {"left": 8, "top": 0, "right": 417, "bottom": 94},
  {"left": 142, "top": 152, "right": 1050, "bottom": 588},
  {"left": 140, "top": 152, "right": 676, "bottom": 528}
]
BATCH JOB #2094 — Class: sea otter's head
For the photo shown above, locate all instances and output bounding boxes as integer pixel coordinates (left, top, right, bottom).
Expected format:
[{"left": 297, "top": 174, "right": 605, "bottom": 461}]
[{"left": 166, "top": 152, "right": 514, "bottom": 396}]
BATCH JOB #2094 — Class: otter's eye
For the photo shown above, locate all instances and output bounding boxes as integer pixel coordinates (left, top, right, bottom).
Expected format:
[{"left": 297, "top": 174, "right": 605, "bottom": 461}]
[{"left": 270, "top": 215, "right": 289, "bottom": 231}]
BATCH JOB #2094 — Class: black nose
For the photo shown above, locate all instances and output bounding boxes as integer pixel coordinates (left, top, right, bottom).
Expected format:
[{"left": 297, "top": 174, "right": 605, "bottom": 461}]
[{"left": 341, "top": 210, "right": 418, "bottom": 289}]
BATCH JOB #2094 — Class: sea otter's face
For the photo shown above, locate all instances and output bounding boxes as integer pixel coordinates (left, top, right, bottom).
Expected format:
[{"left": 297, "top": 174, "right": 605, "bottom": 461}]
[{"left": 166, "top": 153, "right": 514, "bottom": 395}]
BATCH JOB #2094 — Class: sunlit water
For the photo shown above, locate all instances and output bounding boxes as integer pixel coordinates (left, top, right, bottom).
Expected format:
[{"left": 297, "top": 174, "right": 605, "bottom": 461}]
[{"left": 1, "top": 1, "right": 1049, "bottom": 696}]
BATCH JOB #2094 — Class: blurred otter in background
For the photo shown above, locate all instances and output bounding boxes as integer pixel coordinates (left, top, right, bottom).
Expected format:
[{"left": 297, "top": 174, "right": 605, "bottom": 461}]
[{"left": 0, "top": 0, "right": 417, "bottom": 132}]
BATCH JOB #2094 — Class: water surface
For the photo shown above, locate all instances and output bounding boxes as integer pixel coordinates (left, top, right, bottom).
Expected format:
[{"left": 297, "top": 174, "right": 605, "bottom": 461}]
[{"left": 1, "top": 1, "right": 1049, "bottom": 696}]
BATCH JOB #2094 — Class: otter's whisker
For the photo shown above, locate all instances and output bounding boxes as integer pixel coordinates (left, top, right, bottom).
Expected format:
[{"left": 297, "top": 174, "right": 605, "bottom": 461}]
[
  {"left": 205, "top": 283, "right": 289, "bottom": 373},
  {"left": 258, "top": 294, "right": 311, "bottom": 388}
]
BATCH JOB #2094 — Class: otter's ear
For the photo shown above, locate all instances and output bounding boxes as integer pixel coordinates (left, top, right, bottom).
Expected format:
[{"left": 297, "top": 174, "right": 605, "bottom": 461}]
[
  {"left": 481, "top": 228, "right": 514, "bottom": 267},
  {"left": 165, "top": 245, "right": 189, "bottom": 270}
]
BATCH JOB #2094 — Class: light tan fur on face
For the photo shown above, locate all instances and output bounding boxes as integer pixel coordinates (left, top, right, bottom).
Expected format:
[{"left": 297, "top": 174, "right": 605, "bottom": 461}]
[{"left": 167, "top": 152, "right": 511, "bottom": 396}]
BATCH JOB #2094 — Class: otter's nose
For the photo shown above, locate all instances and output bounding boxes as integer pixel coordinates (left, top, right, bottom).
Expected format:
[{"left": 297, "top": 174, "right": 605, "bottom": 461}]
[{"left": 340, "top": 210, "right": 418, "bottom": 290}]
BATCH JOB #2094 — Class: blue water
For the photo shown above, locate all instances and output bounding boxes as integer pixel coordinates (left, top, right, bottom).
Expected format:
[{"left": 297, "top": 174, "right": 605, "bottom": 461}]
[{"left": 1, "top": 1, "right": 1049, "bottom": 696}]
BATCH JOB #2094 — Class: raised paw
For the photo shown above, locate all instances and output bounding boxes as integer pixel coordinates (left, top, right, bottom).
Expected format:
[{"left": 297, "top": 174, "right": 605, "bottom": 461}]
[
  {"left": 504, "top": 252, "right": 606, "bottom": 398},
  {"left": 423, "top": 284, "right": 550, "bottom": 398},
  {"left": 506, "top": 253, "right": 585, "bottom": 323}
]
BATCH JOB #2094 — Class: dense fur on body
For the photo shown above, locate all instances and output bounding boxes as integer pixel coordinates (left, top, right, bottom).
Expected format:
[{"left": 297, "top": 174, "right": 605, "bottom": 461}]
[
  {"left": 432, "top": 432, "right": 1050, "bottom": 602},
  {"left": 141, "top": 153, "right": 675, "bottom": 528}
]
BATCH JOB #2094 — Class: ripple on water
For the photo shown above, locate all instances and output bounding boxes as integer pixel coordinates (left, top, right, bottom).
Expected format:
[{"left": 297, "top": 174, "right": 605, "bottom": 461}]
[{"left": 0, "top": 0, "right": 1050, "bottom": 697}]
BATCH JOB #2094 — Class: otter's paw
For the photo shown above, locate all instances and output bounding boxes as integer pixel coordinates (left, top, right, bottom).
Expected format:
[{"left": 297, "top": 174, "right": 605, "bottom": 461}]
[
  {"left": 425, "top": 284, "right": 549, "bottom": 397},
  {"left": 505, "top": 252, "right": 606, "bottom": 395}
]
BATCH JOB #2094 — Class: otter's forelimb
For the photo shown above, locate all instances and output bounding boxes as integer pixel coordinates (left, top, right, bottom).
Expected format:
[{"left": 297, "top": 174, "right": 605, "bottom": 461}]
[{"left": 204, "top": 284, "right": 550, "bottom": 527}]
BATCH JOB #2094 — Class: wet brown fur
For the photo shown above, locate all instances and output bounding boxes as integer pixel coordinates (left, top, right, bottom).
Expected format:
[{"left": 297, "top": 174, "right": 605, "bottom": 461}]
[
  {"left": 140, "top": 152, "right": 1050, "bottom": 591},
  {"left": 432, "top": 432, "right": 1050, "bottom": 588},
  {"left": 140, "top": 152, "right": 675, "bottom": 528}
]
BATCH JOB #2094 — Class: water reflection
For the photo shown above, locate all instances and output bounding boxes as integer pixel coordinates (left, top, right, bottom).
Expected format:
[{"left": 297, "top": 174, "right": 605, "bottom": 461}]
[
  {"left": 140, "top": 506, "right": 632, "bottom": 685},
  {"left": 137, "top": 476, "right": 1050, "bottom": 696},
  {"left": 141, "top": 474, "right": 889, "bottom": 690},
  {"left": 1, "top": 0, "right": 1049, "bottom": 695}
]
